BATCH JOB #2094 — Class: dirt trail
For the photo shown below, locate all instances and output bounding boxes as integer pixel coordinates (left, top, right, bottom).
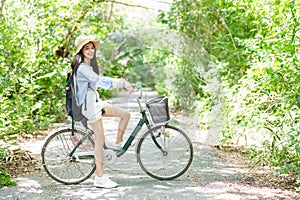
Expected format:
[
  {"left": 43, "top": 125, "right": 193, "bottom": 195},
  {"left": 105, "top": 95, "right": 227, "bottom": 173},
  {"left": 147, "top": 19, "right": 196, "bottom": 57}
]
[{"left": 1, "top": 91, "right": 300, "bottom": 200}]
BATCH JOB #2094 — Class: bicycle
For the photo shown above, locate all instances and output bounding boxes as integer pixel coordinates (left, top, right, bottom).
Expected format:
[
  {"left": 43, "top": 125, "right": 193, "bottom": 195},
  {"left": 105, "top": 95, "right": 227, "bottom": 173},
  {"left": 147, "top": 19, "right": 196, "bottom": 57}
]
[{"left": 41, "top": 85, "right": 194, "bottom": 185}]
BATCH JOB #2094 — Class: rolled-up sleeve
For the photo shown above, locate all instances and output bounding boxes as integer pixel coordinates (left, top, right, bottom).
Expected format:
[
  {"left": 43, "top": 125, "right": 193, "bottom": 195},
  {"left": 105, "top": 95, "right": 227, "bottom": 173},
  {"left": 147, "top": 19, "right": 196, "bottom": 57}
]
[
  {"left": 96, "top": 76, "right": 125, "bottom": 90},
  {"left": 96, "top": 76, "right": 114, "bottom": 90}
]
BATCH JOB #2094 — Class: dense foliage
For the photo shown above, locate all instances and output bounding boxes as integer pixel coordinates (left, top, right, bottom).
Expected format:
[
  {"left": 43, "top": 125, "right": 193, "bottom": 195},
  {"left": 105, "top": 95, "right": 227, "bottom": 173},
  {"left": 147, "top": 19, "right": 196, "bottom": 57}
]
[
  {"left": 0, "top": 0, "right": 127, "bottom": 139},
  {"left": 0, "top": 0, "right": 135, "bottom": 186},
  {"left": 0, "top": 148, "right": 16, "bottom": 187},
  {"left": 158, "top": 0, "right": 300, "bottom": 190}
]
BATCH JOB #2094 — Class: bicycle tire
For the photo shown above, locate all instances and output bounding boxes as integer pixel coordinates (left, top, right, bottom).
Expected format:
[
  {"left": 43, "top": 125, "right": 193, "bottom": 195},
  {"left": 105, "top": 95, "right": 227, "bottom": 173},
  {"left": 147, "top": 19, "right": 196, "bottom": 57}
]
[
  {"left": 136, "top": 124, "right": 194, "bottom": 180},
  {"left": 41, "top": 128, "right": 96, "bottom": 185}
]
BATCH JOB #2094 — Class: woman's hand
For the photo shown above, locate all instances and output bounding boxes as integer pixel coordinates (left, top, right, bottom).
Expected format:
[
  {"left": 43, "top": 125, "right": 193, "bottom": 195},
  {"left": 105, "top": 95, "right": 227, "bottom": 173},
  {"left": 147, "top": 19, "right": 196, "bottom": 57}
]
[{"left": 124, "top": 80, "right": 135, "bottom": 94}]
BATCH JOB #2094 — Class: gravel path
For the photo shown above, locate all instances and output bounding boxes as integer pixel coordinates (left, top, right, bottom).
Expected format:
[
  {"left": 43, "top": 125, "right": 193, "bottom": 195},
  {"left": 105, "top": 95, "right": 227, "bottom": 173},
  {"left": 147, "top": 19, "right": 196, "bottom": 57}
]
[{"left": 1, "top": 91, "right": 300, "bottom": 200}]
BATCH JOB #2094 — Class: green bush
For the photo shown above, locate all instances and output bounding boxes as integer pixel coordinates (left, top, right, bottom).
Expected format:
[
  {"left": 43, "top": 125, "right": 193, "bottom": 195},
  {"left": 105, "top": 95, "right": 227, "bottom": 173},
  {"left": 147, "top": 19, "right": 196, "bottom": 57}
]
[
  {"left": 0, "top": 148, "right": 16, "bottom": 188},
  {"left": 158, "top": 0, "right": 300, "bottom": 190},
  {"left": 0, "top": 170, "right": 16, "bottom": 188}
]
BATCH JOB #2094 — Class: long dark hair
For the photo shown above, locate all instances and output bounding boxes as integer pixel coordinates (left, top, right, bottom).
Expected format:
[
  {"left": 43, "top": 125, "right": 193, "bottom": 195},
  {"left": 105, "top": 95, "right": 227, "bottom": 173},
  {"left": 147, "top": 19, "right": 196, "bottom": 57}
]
[{"left": 71, "top": 42, "right": 99, "bottom": 76}]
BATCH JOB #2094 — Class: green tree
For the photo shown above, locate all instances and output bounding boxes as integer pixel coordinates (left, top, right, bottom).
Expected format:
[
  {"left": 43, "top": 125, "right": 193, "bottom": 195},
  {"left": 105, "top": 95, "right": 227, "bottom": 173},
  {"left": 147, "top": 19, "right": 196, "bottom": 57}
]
[
  {"left": 0, "top": 0, "right": 125, "bottom": 138},
  {"left": 158, "top": 0, "right": 300, "bottom": 189}
]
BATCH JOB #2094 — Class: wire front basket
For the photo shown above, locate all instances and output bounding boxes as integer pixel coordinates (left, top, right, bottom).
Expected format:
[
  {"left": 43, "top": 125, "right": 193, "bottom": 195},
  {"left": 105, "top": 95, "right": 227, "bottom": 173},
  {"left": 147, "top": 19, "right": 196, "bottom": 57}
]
[{"left": 146, "top": 96, "right": 170, "bottom": 124}]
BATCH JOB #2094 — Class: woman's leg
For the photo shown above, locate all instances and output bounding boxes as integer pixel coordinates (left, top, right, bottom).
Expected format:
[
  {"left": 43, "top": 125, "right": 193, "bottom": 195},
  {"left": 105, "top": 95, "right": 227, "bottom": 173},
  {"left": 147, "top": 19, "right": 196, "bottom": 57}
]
[
  {"left": 91, "top": 118, "right": 118, "bottom": 188},
  {"left": 90, "top": 119, "right": 105, "bottom": 177},
  {"left": 102, "top": 105, "right": 130, "bottom": 144}
]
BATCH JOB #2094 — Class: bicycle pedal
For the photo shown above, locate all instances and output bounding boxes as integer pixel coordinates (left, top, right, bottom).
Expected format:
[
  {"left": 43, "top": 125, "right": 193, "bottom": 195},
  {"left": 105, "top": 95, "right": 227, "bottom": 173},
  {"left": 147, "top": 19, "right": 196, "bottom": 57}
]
[{"left": 103, "top": 149, "right": 117, "bottom": 165}]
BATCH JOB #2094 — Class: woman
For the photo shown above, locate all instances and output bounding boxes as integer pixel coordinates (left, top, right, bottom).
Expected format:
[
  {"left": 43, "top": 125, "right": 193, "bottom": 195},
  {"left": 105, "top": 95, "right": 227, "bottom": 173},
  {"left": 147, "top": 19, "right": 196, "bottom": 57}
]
[{"left": 71, "top": 35, "right": 135, "bottom": 188}]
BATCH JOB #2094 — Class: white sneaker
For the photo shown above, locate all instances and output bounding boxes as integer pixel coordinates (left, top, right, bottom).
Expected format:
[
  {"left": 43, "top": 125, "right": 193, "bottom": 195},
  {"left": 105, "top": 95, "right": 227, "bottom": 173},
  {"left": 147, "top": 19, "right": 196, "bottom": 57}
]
[
  {"left": 111, "top": 141, "right": 124, "bottom": 151},
  {"left": 94, "top": 174, "right": 118, "bottom": 188},
  {"left": 115, "top": 141, "right": 123, "bottom": 149}
]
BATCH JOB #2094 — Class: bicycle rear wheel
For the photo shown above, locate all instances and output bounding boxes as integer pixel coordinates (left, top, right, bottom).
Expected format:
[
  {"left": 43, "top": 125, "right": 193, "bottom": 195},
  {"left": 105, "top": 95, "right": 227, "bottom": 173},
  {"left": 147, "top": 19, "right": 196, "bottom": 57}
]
[
  {"left": 41, "top": 128, "right": 95, "bottom": 184},
  {"left": 136, "top": 124, "right": 194, "bottom": 180}
]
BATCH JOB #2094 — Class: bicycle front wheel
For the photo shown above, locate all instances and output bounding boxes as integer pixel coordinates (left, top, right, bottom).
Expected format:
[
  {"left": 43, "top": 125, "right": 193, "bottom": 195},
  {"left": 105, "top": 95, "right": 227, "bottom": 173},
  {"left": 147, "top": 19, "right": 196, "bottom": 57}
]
[
  {"left": 136, "top": 124, "right": 194, "bottom": 180},
  {"left": 41, "top": 128, "right": 95, "bottom": 185}
]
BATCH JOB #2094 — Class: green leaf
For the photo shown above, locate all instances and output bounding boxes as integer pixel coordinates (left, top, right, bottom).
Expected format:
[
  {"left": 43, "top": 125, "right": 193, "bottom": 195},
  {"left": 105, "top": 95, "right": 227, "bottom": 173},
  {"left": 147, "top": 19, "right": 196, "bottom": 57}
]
[{"left": 296, "top": 94, "right": 300, "bottom": 107}]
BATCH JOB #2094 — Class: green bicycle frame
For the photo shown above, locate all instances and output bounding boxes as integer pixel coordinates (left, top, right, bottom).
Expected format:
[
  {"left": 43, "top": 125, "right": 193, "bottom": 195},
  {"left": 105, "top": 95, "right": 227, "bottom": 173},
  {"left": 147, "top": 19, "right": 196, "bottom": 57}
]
[
  {"left": 68, "top": 109, "right": 164, "bottom": 159},
  {"left": 116, "top": 109, "right": 162, "bottom": 157}
]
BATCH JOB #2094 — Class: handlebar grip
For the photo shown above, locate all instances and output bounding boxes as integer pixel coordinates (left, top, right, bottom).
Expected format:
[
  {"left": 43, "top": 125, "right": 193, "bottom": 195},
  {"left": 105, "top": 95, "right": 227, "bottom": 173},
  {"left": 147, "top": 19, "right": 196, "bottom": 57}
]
[{"left": 136, "top": 81, "right": 142, "bottom": 89}]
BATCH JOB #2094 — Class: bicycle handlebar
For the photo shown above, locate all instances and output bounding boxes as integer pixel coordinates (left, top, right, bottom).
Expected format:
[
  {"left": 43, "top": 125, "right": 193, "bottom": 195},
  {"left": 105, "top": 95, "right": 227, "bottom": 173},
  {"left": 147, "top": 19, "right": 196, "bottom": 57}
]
[{"left": 134, "top": 82, "right": 144, "bottom": 112}]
